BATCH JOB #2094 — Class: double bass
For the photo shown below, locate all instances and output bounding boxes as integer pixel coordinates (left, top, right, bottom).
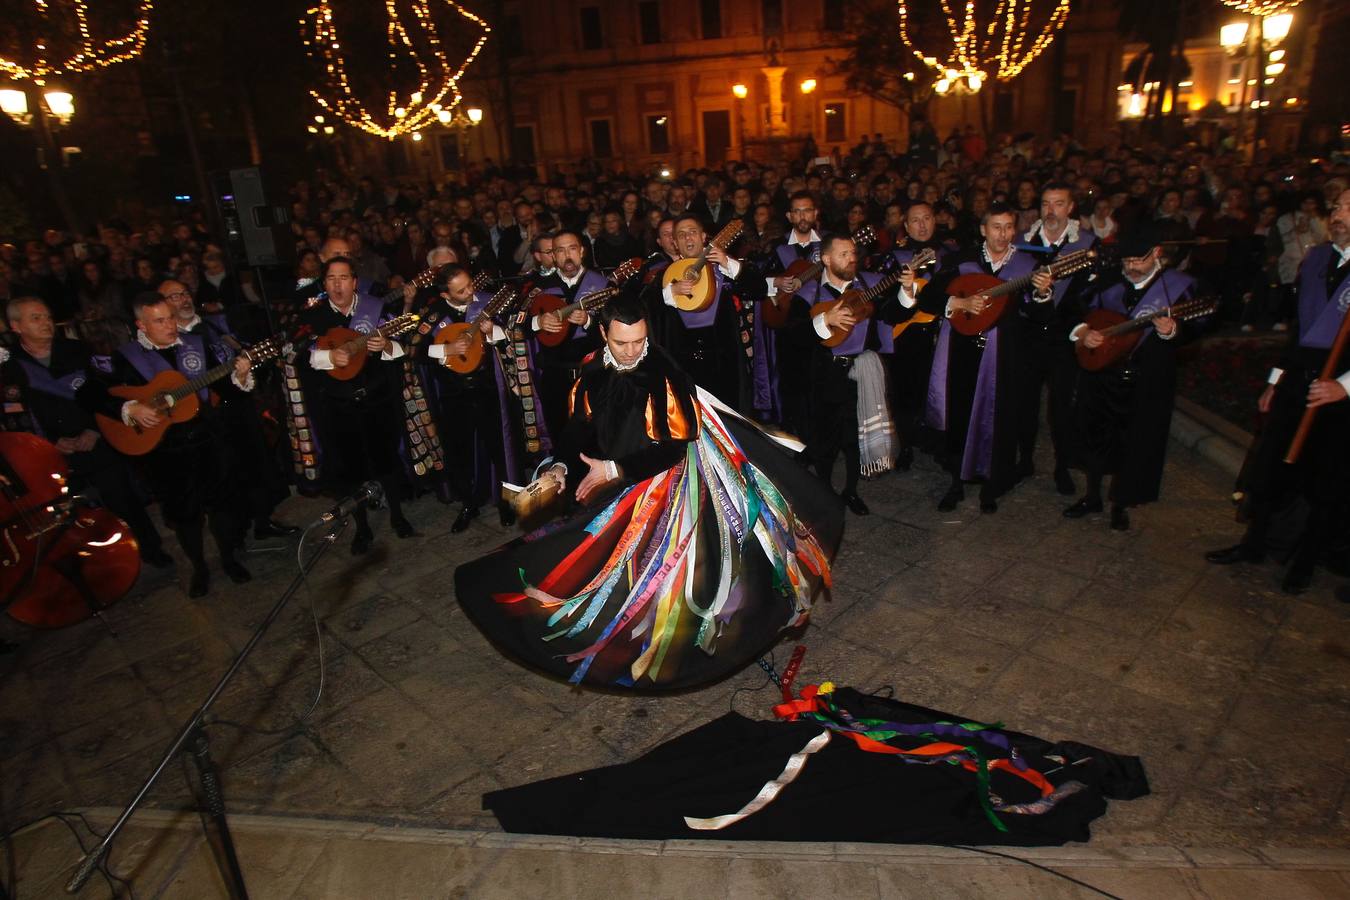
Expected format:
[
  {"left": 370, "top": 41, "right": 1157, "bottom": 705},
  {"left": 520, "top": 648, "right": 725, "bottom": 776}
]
[{"left": 0, "top": 432, "right": 140, "bottom": 628}]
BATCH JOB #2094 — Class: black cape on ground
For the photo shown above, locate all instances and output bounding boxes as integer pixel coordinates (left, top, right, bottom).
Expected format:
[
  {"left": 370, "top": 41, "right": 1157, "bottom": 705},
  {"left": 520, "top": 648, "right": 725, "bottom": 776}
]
[{"left": 483, "top": 688, "right": 1148, "bottom": 846}]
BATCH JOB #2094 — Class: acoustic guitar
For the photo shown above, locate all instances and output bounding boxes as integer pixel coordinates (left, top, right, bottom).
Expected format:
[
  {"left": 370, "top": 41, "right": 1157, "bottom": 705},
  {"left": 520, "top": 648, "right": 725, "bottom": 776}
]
[
  {"left": 761, "top": 226, "right": 876, "bottom": 329},
  {"left": 811, "top": 249, "right": 937, "bottom": 348},
  {"left": 316, "top": 312, "right": 420, "bottom": 381},
  {"left": 434, "top": 284, "right": 522, "bottom": 374},
  {"left": 661, "top": 220, "right": 744, "bottom": 312},
  {"left": 945, "top": 247, "right": 1098, "bottom": 336},
  {"left": 95, "top": 334, "right": 287, "bottom": 456},
  {"left": 529, "top": 258, "right": 643, "bottom": 348},
  {"left": 1075, "top": 295, "right": 1217, "bottom": 372}
]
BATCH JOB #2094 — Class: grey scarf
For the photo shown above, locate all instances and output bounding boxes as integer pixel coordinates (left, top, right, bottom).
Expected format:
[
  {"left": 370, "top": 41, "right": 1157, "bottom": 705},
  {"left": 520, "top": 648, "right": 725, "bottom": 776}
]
[{"left": 848, "top": 350, "right": 898, "bottom": 476}]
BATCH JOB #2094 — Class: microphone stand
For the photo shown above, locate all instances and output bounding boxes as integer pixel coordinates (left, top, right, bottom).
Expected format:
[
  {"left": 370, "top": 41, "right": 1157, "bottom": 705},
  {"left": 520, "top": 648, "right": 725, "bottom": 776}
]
[{"left": 66, "top": 515, "right": 354, "bottom": 898}]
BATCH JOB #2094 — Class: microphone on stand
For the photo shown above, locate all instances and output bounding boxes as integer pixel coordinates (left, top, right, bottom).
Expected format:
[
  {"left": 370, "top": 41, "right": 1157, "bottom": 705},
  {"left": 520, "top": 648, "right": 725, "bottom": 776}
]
[{"left": 311, "top": 481, "right": 384, "bottom": 528}]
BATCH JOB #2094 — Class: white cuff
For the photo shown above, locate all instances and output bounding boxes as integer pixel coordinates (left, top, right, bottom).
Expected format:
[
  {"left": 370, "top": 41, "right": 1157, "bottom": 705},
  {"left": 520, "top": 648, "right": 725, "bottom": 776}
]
[
  {"left": 719, "top": 257, "right": 741, "bottom": 279},
  {"left": 662, "top": 283, "right": 678, "bottom": 307},
  {"left": 1336, "top": 370, "right": 1350, "bottom": 396},
  {"left": 531, "top": 314, "right": 543, "bottom": 332},
  {"left": 489, "top": 325, "right": 507, "bottom": 343},
  {"left": 944, "top": 298, "right": 957, "bottom": 319},
  {"left": 765, "top": 276, "right": 778, "bottom": 297},
  {"left": 1156, "top": 324, "right": 1178, "bottom": 341},
  {"left": 1069, "top": 323, "right": 1087, "bottom": 343},
  {"left": 428, "top": 343, "right": 447, "bottom": 360},
  {"left": 899, "top": 284, "right": 918, "bottom": 309},
  {"left": 230, "top": 369, "right": 256, "bottom": 392},
  {"left": 1268, "top": 367, "right": 1284, "bottom": 385},
  {"left": 381, "top": 341, "right": 406, "bottom": 361},
  {"left": 812, "top": 313, "right": 832, "bottom": 339},
  {"left": 311, "top": 348, "right": 334, "bottom": 370},
  {"left": 120, "top": 401, "right": 135, "bottom": 426},
  {"left": 1032, "top": 290, "right": 1053, "bottom": 304},
  {"left": 604, "top": 460, "right": 618, "bottom": 480}
]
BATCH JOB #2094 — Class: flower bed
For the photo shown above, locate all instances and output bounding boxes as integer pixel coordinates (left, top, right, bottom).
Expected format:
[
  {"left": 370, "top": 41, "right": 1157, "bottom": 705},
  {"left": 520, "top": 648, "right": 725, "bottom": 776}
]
[{"left": 1175, "top": 335, "right": 1285, "bottom": 433}]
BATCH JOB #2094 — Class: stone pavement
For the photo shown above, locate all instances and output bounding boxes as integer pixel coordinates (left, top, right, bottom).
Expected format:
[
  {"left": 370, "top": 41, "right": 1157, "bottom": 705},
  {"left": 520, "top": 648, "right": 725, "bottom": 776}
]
[{"left": 1, "top": 435, "right": 1348, "bottom": 896}]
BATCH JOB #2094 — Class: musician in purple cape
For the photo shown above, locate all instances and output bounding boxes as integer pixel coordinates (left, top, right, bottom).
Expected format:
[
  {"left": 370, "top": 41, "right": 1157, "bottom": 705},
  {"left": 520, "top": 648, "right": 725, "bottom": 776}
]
[
  {"left": 416, "top": 266, "right": 526, "bottom": 532},
  {"left": 1064, "top": 222, "right": 1191, "bottom": 532},
  {"left": 792, "top": 233, "right": 914, "bottom": 516},
  {"left": 162, "top": 279, "right": 296, "bottom": 542},
  {"left": 77, "top": 294, "right": 255, "bottom": 597},
  {"left": 1013, "top": 182, "right": 1099, "bottom": 497},
  {"left": 643, "top": 214, "right": 765, "bottom": 413},
  {"left": 298, "top": 257, "right": 415, "bottom": 554},
  {"left": 918, "top": 201, "right": 1054, "bottom": 513},
  {"left": 527, "top": 231, "right": 609, "bottom": 442},
  {"left": 453, "top": 293, "right": 843, "bottom": 691},
  {"left": 888, "top": 201, "right": 950, "bottom": 470},
  {"left": 757, "top": 191, "right": 823, "bottom": 436},
  {"left": 2, "top": 297, "right": 170, "bottom": 568},
  {"left": 1207, "top": 188, "right": 1350, "bottom": 594}
]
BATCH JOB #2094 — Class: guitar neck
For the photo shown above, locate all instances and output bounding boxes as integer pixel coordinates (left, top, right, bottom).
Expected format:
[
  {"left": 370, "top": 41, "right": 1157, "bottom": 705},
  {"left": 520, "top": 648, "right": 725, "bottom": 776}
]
[
  {"left": 861, "top": 270, "right": 904, "bottom": 303},
  {"left": 562, "top": 287, "right": 617, "bottom": 318},
  {"left": 167, "top": 359, "right": 237, "bottom": 403},
  {"left": 1101, "top": 310, "right": 1166, "bottom": 337}
]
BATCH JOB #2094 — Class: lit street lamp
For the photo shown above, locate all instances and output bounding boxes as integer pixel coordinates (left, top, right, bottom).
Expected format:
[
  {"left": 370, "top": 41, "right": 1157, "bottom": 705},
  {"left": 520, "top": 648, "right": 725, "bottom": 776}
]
[
  {"left": 0, "top": 82, "right": 78, "bottom": 228},
  {"left": 1220, "top": 10, "right": 1294, "bottom": 156}
]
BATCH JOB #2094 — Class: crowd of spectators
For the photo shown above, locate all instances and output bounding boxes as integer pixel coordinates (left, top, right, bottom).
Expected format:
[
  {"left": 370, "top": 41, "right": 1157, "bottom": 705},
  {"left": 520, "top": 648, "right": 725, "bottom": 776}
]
[{"left": 2, "top": 122, "right": 1346, "bottom": 348}]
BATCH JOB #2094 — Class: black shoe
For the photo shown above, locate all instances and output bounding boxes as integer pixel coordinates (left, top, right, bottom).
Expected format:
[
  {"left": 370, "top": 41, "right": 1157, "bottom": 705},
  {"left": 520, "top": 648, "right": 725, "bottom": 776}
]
[
  {"left": 980, "top": 499, "right": 998, "bottom": 514},
  {"left": 351, "top": 528, "right": 373, "bottom": 556},
  {"left": 1015, "top": 459, "right": 1035, "bottom": 482},
  {"left": 1110, "top": 505, "right": 1130, "bottom": 531},
  {"left": 937, "top": 484, "right": 964, "bottom": 512},
  {"left": 222, "top": 559, "right": 252, "bottom": 584},
  {"left": 188, "top": 568, "right": 209, "bottom": 598},
  {"left": 840, "top": 492, "right": 870, "bottom": 516},
  {"left": 142, "top": 548, "right": 174, "bottom": 569},
  {"left": 896, "top": 446, "right": 914, "bottom": 471},
  {"left": 1205, "top": 544, "right": 1264, "bottom": 565},
  {"left": 499, "top": 504, "right": 516, "bottom": 527},
  {"left": 253, "top": 519, "right": 300, "bottom": 540},
  {"left": 1281, "top": 567, "right": 1313, "bottom": 596},
  {"left": 1063, "top": 497, "right": 1104, "bottom": 519},
  {"left": 391, "top": 515, "right": 417, "bottom": 538},
  {"left": 1054, "top": 467, "right": 1076, "bottom": 496},
  {"left": 451, "top": 506, "right": 479, "bottom": 533}
]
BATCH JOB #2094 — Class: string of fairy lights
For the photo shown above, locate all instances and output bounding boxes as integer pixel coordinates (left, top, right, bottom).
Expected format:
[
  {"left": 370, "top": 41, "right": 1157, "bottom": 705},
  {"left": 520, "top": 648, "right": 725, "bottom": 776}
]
[
  {"left": 897, "top": 0, "right": 1072, "bottom": 93},
  {"left": 0, "top": 0, "right": 153, "bottom": 84},
  {"left": 300, "top": 0, "right": 490, "bottom": 140},
  {"left": 1218, "top": 0, "right": 1301, "bottom": 16}
]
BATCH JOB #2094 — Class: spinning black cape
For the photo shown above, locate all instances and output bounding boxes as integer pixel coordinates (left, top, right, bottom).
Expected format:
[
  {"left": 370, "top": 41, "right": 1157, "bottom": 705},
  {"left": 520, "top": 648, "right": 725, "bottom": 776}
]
[
  {"left": 453, "top": 344, "right": 844, "bottom": 690},
  {"left": 484, "top": 688, "right": 1150, "bottom": 845}
]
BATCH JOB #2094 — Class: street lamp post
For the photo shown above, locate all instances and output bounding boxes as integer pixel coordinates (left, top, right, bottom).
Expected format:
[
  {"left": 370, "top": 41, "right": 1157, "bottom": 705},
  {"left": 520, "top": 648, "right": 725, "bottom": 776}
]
[
  {"left": 0, "top": 83, "right": 78, "bottom": 231},
  {"left": 1220, "top": 10, "right": 1293, "bottom": 158},
  {"left": 731, "top": 83, "right": 747, "bottom": 158},
  {"left": 437, "top": 105, "right": 483, "bottom": 174}
]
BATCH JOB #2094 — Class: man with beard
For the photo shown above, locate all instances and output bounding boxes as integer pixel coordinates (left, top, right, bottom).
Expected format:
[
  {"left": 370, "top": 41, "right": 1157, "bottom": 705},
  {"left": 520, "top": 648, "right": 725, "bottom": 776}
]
[
  {"left": 1014, "top": 182, "right": 1099, "bottom": 496},
  {"left": 645, "top": 214, "right": 764, "bottom": 411},
  {"left": 2, "top": 297, "right": 171, "bottom": 569},
  {"left": 1207, "top": 188, "right": 1350, "bottom": 594},
  {"left": 530, "top": 231, "right": 609, "bottom": 442},
  {"left": 918, "top": 202, "right": 1053, "bottom": 513},
  {"left": 1064, "top": 222, "right": 1188, "bottom": 532},
  {"left": 794, "top": 234, "right": 911, "bottom": 515}
]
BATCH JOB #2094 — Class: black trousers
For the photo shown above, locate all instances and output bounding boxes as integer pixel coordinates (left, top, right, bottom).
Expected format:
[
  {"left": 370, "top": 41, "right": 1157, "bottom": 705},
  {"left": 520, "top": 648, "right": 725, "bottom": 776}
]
[
  {"left": 1012, "top": 322, "right": 1076, "bottom": 471},
  {"left": 808, "top": 354, "right": 861, "bottom": 496},
  {"left": 1242, "top": 363, "right": 1350, "bottom": 571},
  {"left": 142, "top": 428, "right": 246, "bottom": 570},
  {"left": 433, "top": 369, "right": 503, "bottom": 509},
  {"left": 68, "top": 443, "right": 164, "bottom": 557},
  {"left": 319, "top": 390, "right": 408, "bottom": 524}
]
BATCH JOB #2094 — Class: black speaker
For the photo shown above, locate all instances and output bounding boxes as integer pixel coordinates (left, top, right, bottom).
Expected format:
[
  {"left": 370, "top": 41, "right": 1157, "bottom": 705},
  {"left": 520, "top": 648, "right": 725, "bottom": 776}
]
[{"left": 209, "top": 167, "right": 292, "bottom": 268}]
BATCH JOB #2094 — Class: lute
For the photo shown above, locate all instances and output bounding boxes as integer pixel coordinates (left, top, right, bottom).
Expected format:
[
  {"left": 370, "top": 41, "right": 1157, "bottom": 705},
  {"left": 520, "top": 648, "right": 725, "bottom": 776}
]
[
  {"left": 661, "top": 219, "right": 744, "bottom": 312},
  {"left": 1075, "top": 295, "right": 1217, "bottom": 371},
  {"left": 762, "top": 226, "right": 876, "bottom": 329},
  {"left": 812, "top": 249, "right": 936, "bottom": 348},
  {"left": 529, "top": 258, "right": 643, "bottom": 347},
  {"left": 947, "top": 247, "right": 1098, "bottom": 336},
  {"left": 316, "top": 312, "right": 421, "bottom": 381}
]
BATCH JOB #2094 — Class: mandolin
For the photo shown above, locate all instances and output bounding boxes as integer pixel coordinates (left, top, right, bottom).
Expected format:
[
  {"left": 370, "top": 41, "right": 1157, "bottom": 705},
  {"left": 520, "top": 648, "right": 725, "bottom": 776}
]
[
  {"left": 761, "top": 226, "right": 876, "bottom": 330},
  {"left": 661, "top": 219, "right": 744, "bottom": 312},
  {"left": 434, "top": 284, "right": 522, "bottom": 374},
  {"left": 529, "top": 258, "right": 643, "bottom": 348},
  {"left": 1075, "top": 295, "right": 1217, "bottom": 372},
  {"left": 946, "top": 247, "right": 1098, "bottom": 336},
  {"left": 812, "top": 249, "right": 936, "bottom": 348},
  {"left": 316, "top": 312, "right": 421, "bottom": 381},
  {"left": 95, "top": 334, "right": 288, "bottom": 456}
]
